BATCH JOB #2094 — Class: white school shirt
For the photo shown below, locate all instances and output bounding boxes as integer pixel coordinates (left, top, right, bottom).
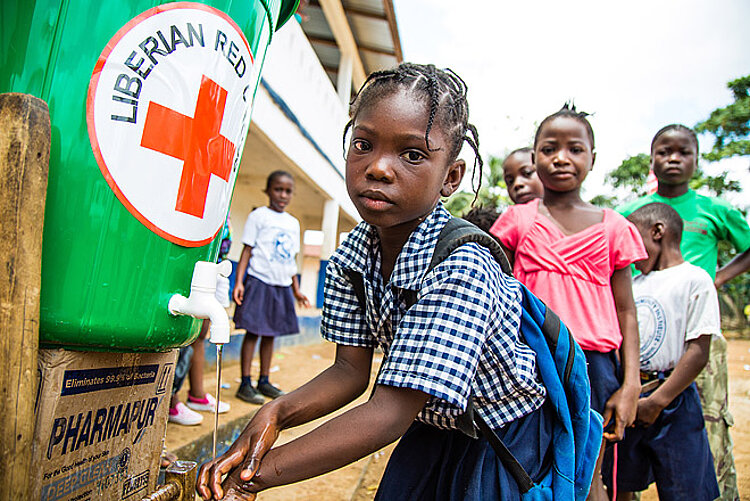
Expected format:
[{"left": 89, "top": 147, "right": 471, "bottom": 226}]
[
  {"left": 241, "top": 206, "right": 300, "bottom": 286},
  {"left": 633, "top": 261, "right": 721, "bottom": 372}
]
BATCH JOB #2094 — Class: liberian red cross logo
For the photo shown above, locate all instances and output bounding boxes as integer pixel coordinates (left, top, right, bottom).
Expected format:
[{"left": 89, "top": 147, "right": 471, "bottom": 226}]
[
  {"left": 87, "top": 3, "right": 254, "bottom": 247},
  {"left": 140, "top": 75, "right": 235, "bottom": 219}
]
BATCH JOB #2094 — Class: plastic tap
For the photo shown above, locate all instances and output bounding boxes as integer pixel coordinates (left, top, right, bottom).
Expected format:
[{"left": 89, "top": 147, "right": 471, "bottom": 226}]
[{"left": 168, "top": 260, "right": 233, "bottom": 344}]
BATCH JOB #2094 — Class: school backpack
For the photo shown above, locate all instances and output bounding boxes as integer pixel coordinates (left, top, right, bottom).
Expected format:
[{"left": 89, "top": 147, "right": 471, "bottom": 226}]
[{"left": 344, "top": 217, "right": 603, "bottom": 500}]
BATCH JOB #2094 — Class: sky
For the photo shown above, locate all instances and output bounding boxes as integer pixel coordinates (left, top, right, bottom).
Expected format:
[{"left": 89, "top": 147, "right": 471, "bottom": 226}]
[{"left": 392, "top": 0, "right": 750, "bottom": 205}]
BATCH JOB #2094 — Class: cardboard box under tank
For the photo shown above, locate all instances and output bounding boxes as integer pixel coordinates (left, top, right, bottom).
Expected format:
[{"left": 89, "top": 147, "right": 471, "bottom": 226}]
[{"left": 32, "top": 349, "right": 178, "bottom": 501}]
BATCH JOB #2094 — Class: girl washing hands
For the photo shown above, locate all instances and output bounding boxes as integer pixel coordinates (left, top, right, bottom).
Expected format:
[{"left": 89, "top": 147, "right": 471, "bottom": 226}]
[{"left": 197, "top": 63, "right": 553, "bottom": 500}]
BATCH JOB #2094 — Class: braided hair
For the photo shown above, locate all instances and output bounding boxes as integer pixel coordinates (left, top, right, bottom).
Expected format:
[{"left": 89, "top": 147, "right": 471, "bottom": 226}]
[
  {"left": 534, "top": 102, "right": 595, "bottom": 150},
  {"left": 343, "top": 63, "right": 484, "bottom": 201},
  {"left": 650, "top": 124, "right": 699, "bottom": 156}
]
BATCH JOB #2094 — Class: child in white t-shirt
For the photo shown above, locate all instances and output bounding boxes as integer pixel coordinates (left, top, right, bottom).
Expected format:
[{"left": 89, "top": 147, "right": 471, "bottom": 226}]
[
  {"left": 606, "top": 202, "right": 719, "bottom": 500},
  {"left": 232, "top": 171, "right": 309, "bottom": 405}
]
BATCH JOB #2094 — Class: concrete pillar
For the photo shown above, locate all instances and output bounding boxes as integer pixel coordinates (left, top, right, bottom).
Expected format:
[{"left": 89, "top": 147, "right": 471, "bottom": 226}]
[
  {"left": 337, "top": 51, "right": 353, "bottom": 107},
  {"left": 297, "top": 220, "right": 318, "bottom": 304},
  {"left": 321, "top": 199, "right": 340, "bottom": 259},
  {"left": 317, "top": 199, "right": 340, "bottom": 307}
]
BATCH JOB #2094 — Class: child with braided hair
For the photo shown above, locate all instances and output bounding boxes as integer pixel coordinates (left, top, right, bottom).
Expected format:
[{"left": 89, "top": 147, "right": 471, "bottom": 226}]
[{"left": 197, "top": 63, "right": 554, "bottom": 500}]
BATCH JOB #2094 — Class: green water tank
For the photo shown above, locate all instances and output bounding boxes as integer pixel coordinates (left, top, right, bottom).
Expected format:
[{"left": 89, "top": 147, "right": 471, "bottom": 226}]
[{"left": 1, "top": 0, "right": 299, "bottom": 351}]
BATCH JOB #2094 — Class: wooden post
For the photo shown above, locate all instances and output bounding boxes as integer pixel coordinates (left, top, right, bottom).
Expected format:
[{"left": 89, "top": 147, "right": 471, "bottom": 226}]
[{"left": 0, "top": 93, "right": 50, "bottom": 498}]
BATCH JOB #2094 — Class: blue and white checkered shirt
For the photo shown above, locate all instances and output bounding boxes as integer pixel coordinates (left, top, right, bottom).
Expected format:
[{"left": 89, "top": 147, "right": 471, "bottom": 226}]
[{"left": 321, "top": 204, "right": 546, "bottom": 430}]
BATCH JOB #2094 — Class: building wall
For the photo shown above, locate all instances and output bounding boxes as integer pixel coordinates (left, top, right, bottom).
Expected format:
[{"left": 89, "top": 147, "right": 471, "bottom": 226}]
[{"left": 225, "top": 20, "right": 360, "bottom": 306}]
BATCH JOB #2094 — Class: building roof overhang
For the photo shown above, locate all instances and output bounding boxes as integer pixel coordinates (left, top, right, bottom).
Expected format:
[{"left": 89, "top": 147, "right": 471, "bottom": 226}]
[{"left": 299, "top": 0, "right": 403, "bottom": 90}]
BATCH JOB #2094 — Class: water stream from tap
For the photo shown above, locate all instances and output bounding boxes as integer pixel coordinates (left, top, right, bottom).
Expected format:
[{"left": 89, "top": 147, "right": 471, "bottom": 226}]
[{"left": 213, "top": 344, "right": 223, "bottom": 461}]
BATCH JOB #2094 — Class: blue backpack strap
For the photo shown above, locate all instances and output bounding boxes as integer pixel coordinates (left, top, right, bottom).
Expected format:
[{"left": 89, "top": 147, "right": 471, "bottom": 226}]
[
  {"left": 408, "top": 218, "right": 537, "bottom": 492},
  {"left": 528, "top": 292, "right": 575, "bottom": 386},
  {"left": 400, "top": 217, "right": 512, "bottom": 310},
  {"left": 428, "top": 217, "right": 512, "bottom": 276},
  {"left": 473, "top": 407, "right": 536, "bottom": 493}
]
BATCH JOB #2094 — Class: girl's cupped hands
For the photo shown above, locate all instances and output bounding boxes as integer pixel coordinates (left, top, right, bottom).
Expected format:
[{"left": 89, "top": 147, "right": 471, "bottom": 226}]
[{"left": 197, "top": 408, "right": 281, "bottom": 500}]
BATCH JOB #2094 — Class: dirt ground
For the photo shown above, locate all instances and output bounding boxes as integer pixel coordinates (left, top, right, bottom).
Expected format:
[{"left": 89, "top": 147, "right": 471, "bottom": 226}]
[
  {"left": 727, "top": 337, "right": 750, "bottom": 498},
  {"left": 167, "top": 337, "right": 750, "bottom": 500}
]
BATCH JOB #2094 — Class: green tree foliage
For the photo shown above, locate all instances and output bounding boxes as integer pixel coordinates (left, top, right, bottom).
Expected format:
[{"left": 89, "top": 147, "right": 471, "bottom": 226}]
[
  {"left": 695, "top": 74, "right": 750, "bottom": 161},
  {"left": 695, "top": 75, "right": 749, "bottom": 332},
  {"left": 690, "top": 170, "right": 742, "bottom": 196},
  {"left": 716, "top": 240, "right": 750, "bottom": 332},
  {"left": 443, "top": 191, "right": 474, "bottom": 216},
  {"left": 605, "top": 153, "right": 650, "bottom": 197},
  {"left": 588, "top": 194, "right": 617, "bottom": 209},
  {"left": 444, "top": 155, "right": 511, "bottom": 216}
]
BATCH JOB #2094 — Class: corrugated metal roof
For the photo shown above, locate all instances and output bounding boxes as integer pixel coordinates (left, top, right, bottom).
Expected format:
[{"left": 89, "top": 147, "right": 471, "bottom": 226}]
[{"left": 298, "top": 0, "right": 403, "bottom": 88}]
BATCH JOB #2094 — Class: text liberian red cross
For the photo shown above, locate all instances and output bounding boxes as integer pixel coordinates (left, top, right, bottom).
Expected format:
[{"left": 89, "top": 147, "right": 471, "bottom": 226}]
[{"left": 141, "top": 75, "right": 235, "bottom": 218}]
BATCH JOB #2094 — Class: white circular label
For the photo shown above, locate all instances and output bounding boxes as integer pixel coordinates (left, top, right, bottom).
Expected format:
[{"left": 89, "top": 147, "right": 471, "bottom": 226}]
[{"left": 87, "top": 2, "right": 259, "bottom": 246}]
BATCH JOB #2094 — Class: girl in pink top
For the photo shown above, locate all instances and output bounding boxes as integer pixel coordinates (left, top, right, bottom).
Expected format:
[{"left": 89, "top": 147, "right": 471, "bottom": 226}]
[{"left": 490, "top": 104, "right": 646, "bottom": 500}]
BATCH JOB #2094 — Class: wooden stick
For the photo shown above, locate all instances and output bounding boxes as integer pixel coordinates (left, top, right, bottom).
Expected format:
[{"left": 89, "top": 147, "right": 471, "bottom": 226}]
[{"left": 0, "top": 93, "right": 50, "bottom": 499}]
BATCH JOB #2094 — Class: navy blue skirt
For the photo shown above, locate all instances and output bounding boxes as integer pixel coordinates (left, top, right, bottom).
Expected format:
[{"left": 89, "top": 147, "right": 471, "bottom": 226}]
[
  {"left": 584, "top": 350, "right": 621, "bottom": 482},
  {"left": 375, "top": 403, "right": 552, "bottom": 501},
  {"left": 233, "top": 275, "right": 299, "bottom": 337},
  {"left": 583, "top": 350, "right": 621, "bottom": 416},
  {"left": 603, "top": 384, "right": 718, "bottom": 500}
]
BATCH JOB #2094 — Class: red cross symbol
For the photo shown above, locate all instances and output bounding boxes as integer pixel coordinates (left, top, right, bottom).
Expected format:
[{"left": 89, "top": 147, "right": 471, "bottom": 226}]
[{"left": 141, "top": 75, "right": 236, "bottom": 219}]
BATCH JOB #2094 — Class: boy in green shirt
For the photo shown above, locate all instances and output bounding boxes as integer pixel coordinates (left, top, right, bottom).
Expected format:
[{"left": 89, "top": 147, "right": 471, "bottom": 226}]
[{"left": 618, "top": 124, "right": 750, "bottom": 501}]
